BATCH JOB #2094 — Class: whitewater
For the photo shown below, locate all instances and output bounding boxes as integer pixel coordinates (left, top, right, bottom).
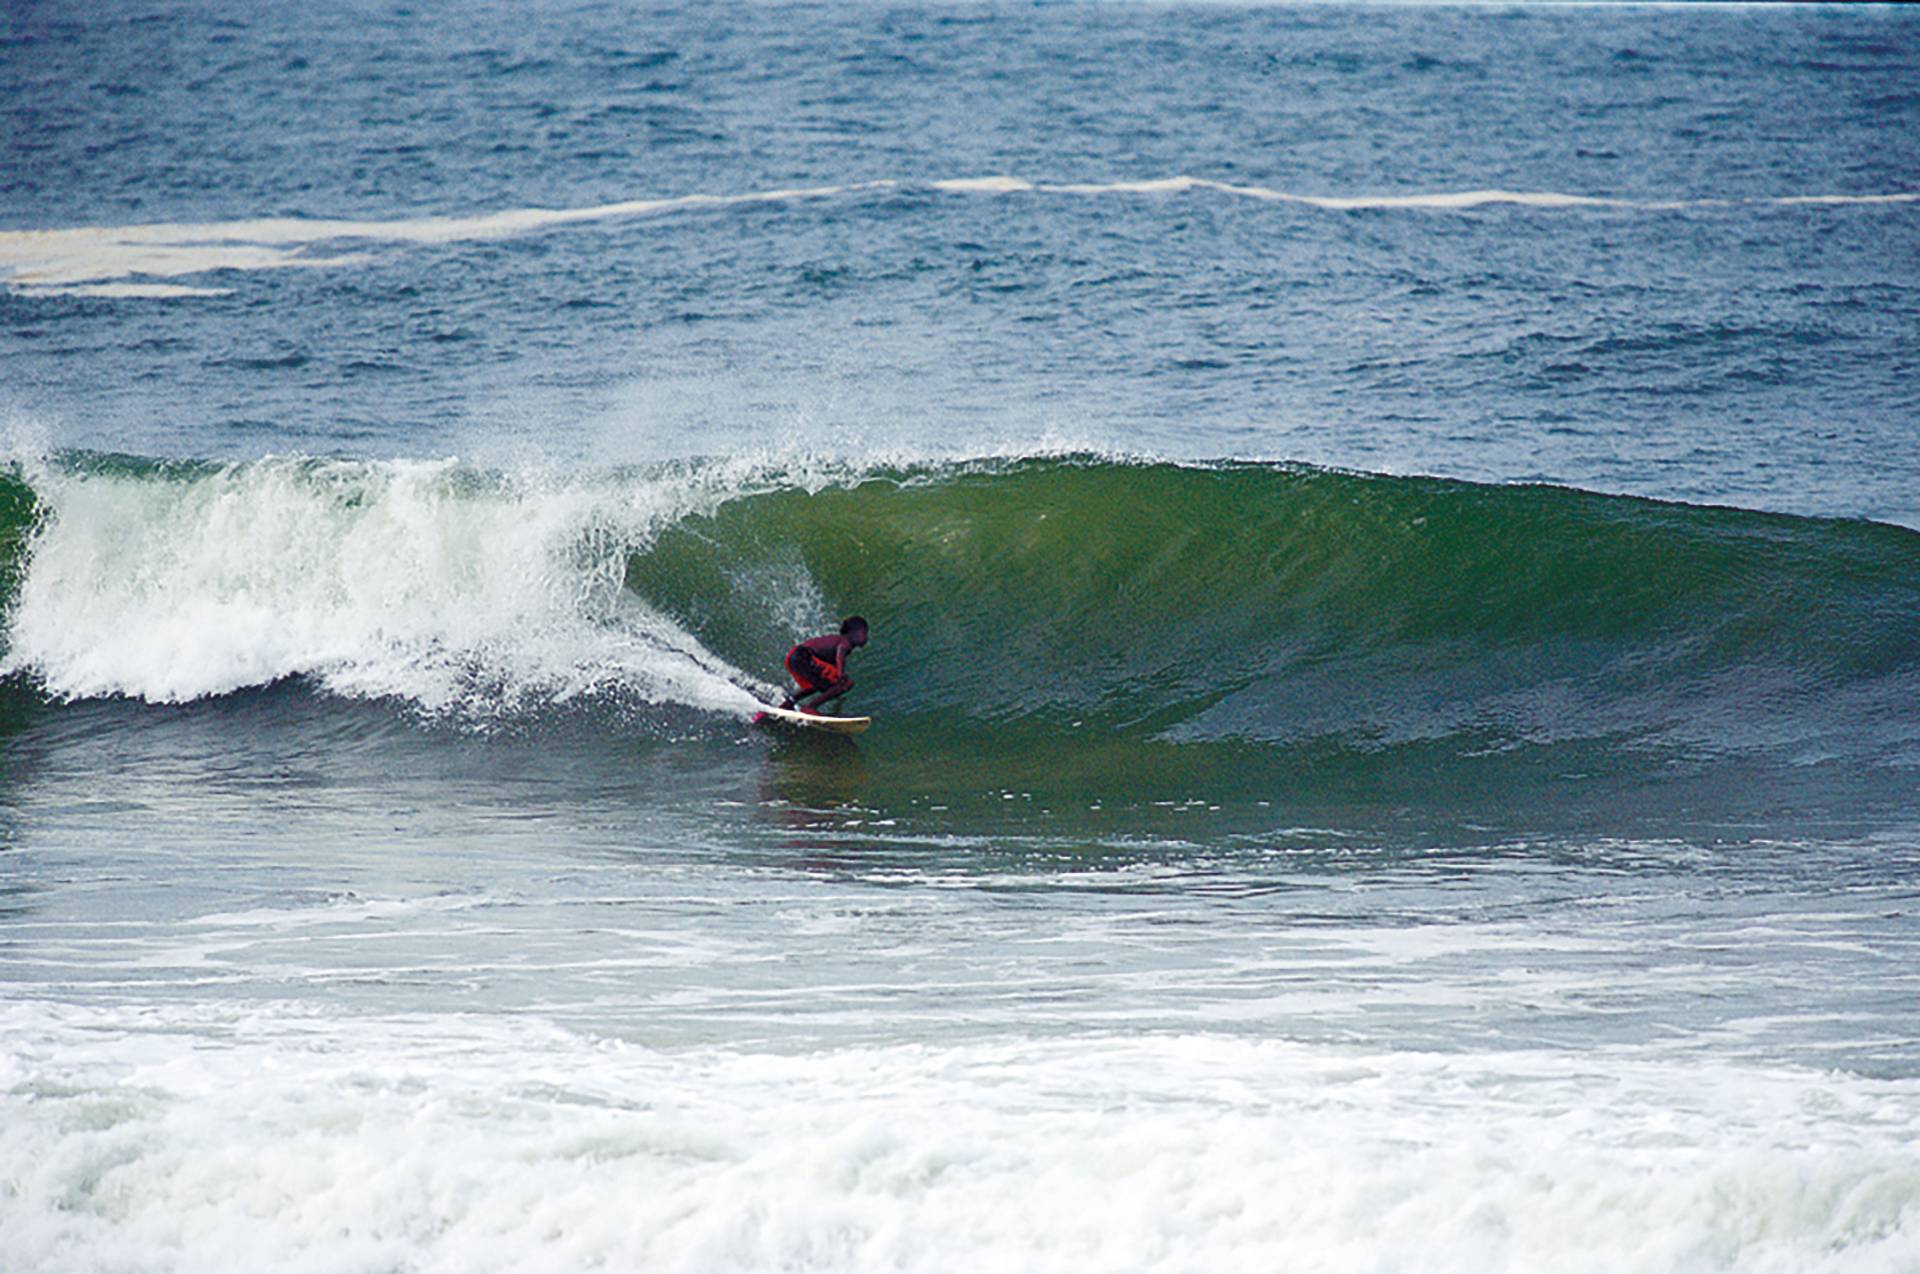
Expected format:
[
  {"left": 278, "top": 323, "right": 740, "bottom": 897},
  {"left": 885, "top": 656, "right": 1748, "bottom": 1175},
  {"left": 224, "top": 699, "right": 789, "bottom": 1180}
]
[
  {"left": 7, "top": 1002, "right": 1917, "bottom": 1274},
  {"left": 4, "top": 1, "right": 1919, "bottom": 1271},
  {"left": 0, "top": 453, "right": 769, "bottom": 709},
  {"left": 7, "top": 175, "right": 1916, "bottom": 297}
]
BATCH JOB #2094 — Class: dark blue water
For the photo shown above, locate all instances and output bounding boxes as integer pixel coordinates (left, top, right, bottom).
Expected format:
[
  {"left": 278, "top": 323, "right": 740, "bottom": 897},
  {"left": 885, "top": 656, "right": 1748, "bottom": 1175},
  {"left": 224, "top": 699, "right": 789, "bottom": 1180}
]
[
  {"left": 3, "top": 5, "right": 1919, "bottom": 1271},
  {"left": 6, "top": 2, "right": 1919, "bottom": 514}
]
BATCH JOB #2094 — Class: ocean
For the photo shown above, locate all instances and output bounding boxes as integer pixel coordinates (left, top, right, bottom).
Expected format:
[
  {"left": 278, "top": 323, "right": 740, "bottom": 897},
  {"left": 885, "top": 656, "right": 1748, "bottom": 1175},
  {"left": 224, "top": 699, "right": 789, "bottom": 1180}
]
[{"left": 3, "top": 2, "right": 1919, "bottom": 1270}]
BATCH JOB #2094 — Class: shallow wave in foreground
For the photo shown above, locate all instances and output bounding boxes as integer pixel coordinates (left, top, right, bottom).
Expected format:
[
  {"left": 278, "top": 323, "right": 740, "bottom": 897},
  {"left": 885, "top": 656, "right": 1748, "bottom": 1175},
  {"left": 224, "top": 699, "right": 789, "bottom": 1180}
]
[{"left": 4, "top": 998, "right": 1915, "bottom": 1274}]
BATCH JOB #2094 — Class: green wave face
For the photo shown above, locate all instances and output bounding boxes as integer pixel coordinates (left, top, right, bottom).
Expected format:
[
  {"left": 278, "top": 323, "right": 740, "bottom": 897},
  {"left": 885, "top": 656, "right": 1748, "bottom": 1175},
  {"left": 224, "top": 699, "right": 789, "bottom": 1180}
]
[
  {"left": 0, "top": 467, "right": 41, "bottom": 735},
  {"left": 631, "top": 458, "right": 1920, "bottom": 818},
  {"left": 0, "top": 467, "right": 36, "bottom": 606}
]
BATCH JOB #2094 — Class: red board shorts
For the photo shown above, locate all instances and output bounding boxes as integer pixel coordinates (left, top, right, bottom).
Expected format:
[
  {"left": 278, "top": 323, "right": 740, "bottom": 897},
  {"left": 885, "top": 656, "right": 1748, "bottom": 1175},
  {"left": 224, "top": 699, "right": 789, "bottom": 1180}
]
[{"left": 785, "top": 645, "right": 840, "bottom": 693}]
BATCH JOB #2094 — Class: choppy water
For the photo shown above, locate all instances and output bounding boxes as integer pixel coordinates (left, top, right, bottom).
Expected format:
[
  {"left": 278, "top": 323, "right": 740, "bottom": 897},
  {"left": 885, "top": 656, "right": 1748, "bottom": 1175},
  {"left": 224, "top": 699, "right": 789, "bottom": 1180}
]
[{"left": 3, "top": 3, "right": 1919, "bottom": 1271}]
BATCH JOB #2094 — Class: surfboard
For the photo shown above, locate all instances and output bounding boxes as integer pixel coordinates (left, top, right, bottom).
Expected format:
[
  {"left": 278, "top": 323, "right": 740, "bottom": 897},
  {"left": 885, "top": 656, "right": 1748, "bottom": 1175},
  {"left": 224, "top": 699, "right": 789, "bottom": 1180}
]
[{"left": 753, "top": 704, "right": 872, "bottom": 735}]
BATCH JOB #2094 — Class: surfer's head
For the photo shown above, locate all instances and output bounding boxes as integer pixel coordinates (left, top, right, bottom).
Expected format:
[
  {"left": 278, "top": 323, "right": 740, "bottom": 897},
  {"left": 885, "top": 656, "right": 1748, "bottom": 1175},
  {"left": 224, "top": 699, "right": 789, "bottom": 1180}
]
[{"left": 841, "top": 615, "right": 869, "bottom": 647}]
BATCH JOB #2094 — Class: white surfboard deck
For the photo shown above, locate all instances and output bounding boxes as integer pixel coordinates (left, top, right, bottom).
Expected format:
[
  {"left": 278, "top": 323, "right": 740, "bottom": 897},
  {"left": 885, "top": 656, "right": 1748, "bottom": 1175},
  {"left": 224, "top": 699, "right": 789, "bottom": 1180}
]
[{"left": 753, "top": 704, "right": 872, "bottom": 735}]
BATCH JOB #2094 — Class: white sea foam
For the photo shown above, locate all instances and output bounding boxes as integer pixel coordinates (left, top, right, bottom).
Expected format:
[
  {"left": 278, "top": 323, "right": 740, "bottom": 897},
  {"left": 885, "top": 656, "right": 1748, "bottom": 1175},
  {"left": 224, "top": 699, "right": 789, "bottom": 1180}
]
[
  {"left": 0, "top": 455, "right": 769, "bottom": 714},
  {"left": 0, "top": 183, "right": 885, "bottom": 292},
  {"left": 3, "top": 177, "right": 1911, "bottom": 296},
  {"left": 13, "top": 281, "right": 238, "bottom": 299},
  {"left": 2, "top": 999, "right": 1916, "bottom": 1274}
]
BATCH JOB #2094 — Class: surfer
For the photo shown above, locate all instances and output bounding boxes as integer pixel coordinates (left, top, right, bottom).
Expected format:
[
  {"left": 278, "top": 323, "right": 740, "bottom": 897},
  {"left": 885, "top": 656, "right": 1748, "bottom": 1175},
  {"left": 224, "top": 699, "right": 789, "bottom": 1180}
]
[{"left": 780, "top": 616, "right": 868, "bottom": 715}]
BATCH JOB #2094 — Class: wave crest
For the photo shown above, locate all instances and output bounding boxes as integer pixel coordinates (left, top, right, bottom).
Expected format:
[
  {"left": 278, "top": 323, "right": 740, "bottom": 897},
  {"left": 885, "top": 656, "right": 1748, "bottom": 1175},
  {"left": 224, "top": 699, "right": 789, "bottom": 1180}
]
[{"left": 0, "top": 454, "right": 761, "bottom": 715}]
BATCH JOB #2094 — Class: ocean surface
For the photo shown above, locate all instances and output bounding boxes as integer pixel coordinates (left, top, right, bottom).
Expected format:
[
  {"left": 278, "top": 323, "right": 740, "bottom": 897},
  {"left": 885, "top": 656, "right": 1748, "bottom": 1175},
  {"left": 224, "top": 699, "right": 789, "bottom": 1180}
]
[{"left": 4, "top": 2, "right": 1920, "bottom": 1270}]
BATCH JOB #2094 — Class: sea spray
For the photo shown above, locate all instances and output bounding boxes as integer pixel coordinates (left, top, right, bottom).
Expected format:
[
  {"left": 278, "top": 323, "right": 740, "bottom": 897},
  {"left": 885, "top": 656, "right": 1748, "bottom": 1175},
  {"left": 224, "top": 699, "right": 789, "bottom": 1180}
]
[{"left": 0, "top": 454, "right": 764, "bottom": 715}]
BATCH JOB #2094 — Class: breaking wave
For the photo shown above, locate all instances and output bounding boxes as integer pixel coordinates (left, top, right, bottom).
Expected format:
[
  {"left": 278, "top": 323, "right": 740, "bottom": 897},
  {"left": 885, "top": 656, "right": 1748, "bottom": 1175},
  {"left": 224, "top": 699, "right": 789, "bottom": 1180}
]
[{"left": 3, "top": 451, "right": 1917, "bottom": 815}]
